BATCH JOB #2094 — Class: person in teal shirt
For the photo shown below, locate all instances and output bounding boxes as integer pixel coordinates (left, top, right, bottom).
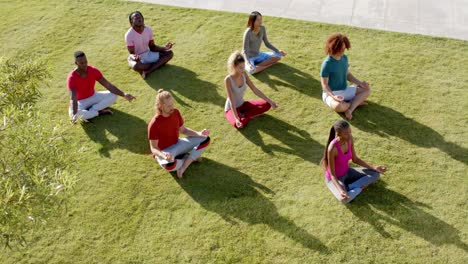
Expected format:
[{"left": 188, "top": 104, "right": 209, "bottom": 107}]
[{"left": 320, "top": 33, "right": 371, "bottom": 120}]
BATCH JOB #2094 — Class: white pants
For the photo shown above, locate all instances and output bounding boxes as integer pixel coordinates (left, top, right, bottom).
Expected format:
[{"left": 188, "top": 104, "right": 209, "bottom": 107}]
[
  {"left": 69, "top": 91, "right": 117, "bottom": 120},
  {"left": 127, "top": 50, "right": 160, "bottom": 67},
  {"left": 156, "top": 137, "right": 210, "bottom": 171},
  {"left": 322, "top": 86, "right": 357, "bottom": 107}
]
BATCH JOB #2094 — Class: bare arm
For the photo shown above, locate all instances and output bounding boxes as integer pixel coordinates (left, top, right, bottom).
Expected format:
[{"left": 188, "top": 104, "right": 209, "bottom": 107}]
[
  {"left": 98, "top": 77, "right": 135, "bottom": 101},
  {"left": 149, "top": 40, "right": 173, "bottom": 52},
  {"left": 347, "top": 70, "right": 369, "bottom": 89},
  {"left": 321, "top": 77, "right": 344, "bottom": 102},
  {"left": 225, "top": 77, "right": 241, "bottom": 120},
  {"left": 245, "top": 74, "right": 277, "bottom": 108},
  {"left": 327, "top": 145, "right": 348, "bottom": 199},
  {"left": 149, "top": 139, "right": 165, "bottom": 158},
  {"left": 149, "top": 139, "right": 174, "bottom": 161},
  {"left": 179, "top": 125, "right": 209, "bottom": 137},
  {"left": 127, "top": 46, "right": 136, "bottom": 55},
  {"left": 69, "top": 89, "right": 78, "bottom": 116},
  {"left": 320, "top": 77, "right": 335, "bottom": 98}
]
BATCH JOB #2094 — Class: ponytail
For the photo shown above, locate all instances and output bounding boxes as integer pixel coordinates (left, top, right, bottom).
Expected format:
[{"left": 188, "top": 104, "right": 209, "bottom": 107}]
[
  {"left": 320, "top": 120, "right": 350, "bottom": 171},
  {"left": 320, "top": 126, "right": 336, "bottom": 171}
]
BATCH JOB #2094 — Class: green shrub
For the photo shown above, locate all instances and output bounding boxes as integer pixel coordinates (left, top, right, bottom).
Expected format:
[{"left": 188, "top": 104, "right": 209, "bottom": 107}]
[{"left": 0, "top": 58, "right": 76, "bottom": 248}]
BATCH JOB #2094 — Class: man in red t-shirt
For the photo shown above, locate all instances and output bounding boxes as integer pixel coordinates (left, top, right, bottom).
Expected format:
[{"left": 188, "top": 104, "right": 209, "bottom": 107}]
[
  {"left": 67, "top": 51, "right": 136, "bottom": 122},
  {"left": 148, "top": 89, "right": 210, "bottom": 178}
]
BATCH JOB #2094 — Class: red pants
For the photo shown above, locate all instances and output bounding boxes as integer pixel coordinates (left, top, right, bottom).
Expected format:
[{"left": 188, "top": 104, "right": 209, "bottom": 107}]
[{"left": 225, "top": 100, "right": 271, "bottom": 128}]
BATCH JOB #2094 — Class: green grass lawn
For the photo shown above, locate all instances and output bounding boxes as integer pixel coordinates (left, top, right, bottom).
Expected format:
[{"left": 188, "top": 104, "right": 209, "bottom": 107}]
[{"left": 1, "top": 0, "right": 467, "bottom": 263}]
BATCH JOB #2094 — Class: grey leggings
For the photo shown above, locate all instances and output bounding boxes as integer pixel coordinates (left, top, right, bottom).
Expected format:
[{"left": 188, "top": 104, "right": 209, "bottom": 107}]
[
  {"left": 156, "top": 136, "right": 210, "bottom": 171},
  {"left": 326, "top": 167, "right": 380, "bottom": 203}
]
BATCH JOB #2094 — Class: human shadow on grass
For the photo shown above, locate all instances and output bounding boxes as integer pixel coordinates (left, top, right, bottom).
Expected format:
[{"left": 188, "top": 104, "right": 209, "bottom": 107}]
[
  {"left": 238, "top": 115, "right": 323, "bottom": 164},
  {"left": 144, "top": 65, "right": 224, "bottom": 108},
  {"left": 347, "top": 183, "right": 468, "bottom": 252},
  {"left": 176, "top": 159, "right": 330, "bottom": 253},
  {"left": 82, "top": 109, "right": 148, "bottom": 157},
  {"left": 253, "top": 63, "right": 322, "bottom": 100},
  {"left": 350, "top": 103, "right": 467, "bottom": 165}
]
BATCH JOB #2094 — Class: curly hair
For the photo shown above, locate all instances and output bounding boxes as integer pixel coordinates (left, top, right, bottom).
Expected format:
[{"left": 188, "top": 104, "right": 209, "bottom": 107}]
[{"left": 325, "top": 33, "right": 351, "bottom": 55}]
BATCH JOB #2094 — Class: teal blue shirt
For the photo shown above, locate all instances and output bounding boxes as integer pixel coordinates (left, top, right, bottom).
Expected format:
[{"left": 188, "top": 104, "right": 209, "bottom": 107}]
[{"left": 320, "top": 54, "right": 348, "bottom": 91}]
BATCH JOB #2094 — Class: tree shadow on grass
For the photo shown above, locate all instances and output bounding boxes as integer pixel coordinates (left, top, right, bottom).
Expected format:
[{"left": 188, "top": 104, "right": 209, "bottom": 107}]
[
  {"left": 347, "top": 183, "right": 468, "bottom": 252},
  {"left": 238, "top": 115, "right": 323, "bottom": 164},
  {"left": 350, "top": 103, "right": 467, "bottom": 165},
  {"left": 253, "top": 63, "right": 322, "bottom": 100},
  {"left": 176, "top": 159, "right": 330, "bottom": 253},
  {"left": 144, "top": 65, "right": 224, "bottom": 108},
  {"left": 81, "top": 109, "right": 148, "bottom": 157}
]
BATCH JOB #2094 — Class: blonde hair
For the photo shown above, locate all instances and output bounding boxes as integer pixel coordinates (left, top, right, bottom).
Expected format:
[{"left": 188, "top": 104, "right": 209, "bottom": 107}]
[
  {"left": 154, "top": 89, "right": 172, "bottom": 115},
  {"left": 227, "top": 51, "right": 245, "bottom": 75}
]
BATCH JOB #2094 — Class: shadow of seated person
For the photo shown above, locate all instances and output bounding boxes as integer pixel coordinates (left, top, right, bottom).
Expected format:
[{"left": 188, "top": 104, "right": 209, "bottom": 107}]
[
  {"left": 351, "top": 103, "right": 467, "bottom": 165},
  {"left": 253, "top": 63, "right": 322, "bottom": 100},
  {"left": 82, "top": 109, "right": 148, "bottom": 157},
  {"left": 239, "top": 115, "right": 323, "bottom": 164},
  {"left": 144, "top": 65, "right": 224, "bottom": 108},
  {"left": 346, "top": 182, "right": 468, "bottom": 252},
  {"left": 176, "top": 158, "right": 330, "bottom": 253}
]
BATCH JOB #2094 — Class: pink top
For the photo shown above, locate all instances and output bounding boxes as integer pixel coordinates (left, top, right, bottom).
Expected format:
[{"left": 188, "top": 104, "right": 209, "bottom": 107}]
[
  {"left": 125, "top": 26, "right": 154, "bottom": 56},
  {"left": 67, "top": 66, "right": 103, "bottom": 100},
  {"left": 325, "top": 138, "right": 352, "bottom": 181}
]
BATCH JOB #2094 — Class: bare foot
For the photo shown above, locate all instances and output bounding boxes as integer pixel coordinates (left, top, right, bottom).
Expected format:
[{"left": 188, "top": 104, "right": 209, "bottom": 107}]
[
  {"left": 345, "top": 109, "right": 353, "bottom": 120},
  {"left": 176, "top": 158, "right": 187, "bottom": 179},
  {"left": 176, "top": 169, "right": 184, "bottom": 179},
  {"left": 141, "top": 71, "right": 147, "bottom": 79},
  {"left": 359, "top": 101, "right": 368, "bottom": 106},
  {"left": 98, "top": 108, "right": 113, "bottom": 116},
  {"left": 194, "top": 157, "right": 203, "bottom": 162}
]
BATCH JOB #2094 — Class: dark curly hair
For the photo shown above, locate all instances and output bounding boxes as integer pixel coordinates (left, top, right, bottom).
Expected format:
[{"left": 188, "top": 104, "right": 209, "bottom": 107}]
[{"left": 325, "top": 33, "right": 351, "bottom": 55}]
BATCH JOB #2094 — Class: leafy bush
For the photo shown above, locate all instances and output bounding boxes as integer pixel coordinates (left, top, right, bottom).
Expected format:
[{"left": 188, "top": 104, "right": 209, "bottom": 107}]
[{"left": 0, "top": 58, "right": 75, "bottom": 248}]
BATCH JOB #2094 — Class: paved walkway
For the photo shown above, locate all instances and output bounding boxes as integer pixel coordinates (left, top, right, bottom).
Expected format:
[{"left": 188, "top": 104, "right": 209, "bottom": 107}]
[{"left": 130, "top": 0, "right": 468, "bottom": 41}]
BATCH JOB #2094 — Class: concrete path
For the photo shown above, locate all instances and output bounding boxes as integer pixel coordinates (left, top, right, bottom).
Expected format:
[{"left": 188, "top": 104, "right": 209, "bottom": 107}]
[{"left": 129, "top": 0, "right": 468, "bottom": 41}]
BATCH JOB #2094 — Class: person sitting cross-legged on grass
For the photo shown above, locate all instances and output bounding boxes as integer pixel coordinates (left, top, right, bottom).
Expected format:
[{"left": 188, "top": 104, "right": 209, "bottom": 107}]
[
  {"left": 125, "top": 11, "right": 174, "bottom": 79},
  {"left": 242, "top": 11, "right": 287, "bottom": 74},
  {"left": 148, "top": 89, "right": 210, "bottom": 179},
  {"left": 67, "top": 51, "right": 135, "bottom": 123},
  {"left": 321, "top": 120, "right": 387, "bottom": 203},
  {"left": 224, "top": 51, "right": 278, "bottom": 129},
  {"left": 320, "top": 33, "right": 370, "bottom": 120}
]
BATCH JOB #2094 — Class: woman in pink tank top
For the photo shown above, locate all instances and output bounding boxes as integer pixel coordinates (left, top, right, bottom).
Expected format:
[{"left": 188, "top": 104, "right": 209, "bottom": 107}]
[{"left": 320, "top": 120, "right": 387, "bottom": 203}]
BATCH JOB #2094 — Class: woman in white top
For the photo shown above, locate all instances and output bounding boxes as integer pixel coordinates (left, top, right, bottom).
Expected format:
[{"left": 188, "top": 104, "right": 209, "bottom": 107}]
[{"left": 224, "top": 51, "right": 278, "bottom": 128}]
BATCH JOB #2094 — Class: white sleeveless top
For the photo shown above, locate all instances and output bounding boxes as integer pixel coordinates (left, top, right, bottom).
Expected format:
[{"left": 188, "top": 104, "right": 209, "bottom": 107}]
[{"left": 224, "top": 74, "right": 247, "bottom": 111}]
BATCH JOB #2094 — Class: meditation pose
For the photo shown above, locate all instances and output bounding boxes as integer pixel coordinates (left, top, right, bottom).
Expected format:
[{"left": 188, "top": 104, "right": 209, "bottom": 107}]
[
  {"left": 148, "top": 89, "right": 210, "bottom": 178},
  {"left": 321, "top": 120, "right": 387, "bottom": 203},
  {"left": 242, "top": 11, "right": 287, "bottom": 74},
  {"left": 224, "top": 51, "right": 278, "bottom": 128},
  {"left": 125, "top": 11, "right": 174, "bottom": 79},
  {"left": 320, "top": 33, "right": 370, "bottom": 120},
  {"left": 67, "top": 51, "right": 135, "bottom": 122}
]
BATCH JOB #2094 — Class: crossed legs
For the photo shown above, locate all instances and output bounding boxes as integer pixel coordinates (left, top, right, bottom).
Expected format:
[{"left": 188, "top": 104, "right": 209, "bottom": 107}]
[
  {"left": 156, "top": 136, "right": 210, "bottom": 178},
  {"left": 328, "top": 86, "right": 370, "bottom": 120},
  {"left": 132, "top": 50, "right": 174, "bottom": 79}
]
